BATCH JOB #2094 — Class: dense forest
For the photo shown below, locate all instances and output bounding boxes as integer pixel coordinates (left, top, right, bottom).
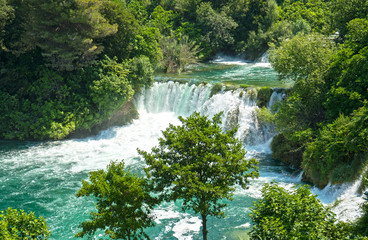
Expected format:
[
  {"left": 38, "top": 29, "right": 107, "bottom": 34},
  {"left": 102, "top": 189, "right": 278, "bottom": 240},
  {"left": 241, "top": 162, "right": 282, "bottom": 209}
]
[{"left": 1, "top": 0, "right": 368, "bottom": 239}]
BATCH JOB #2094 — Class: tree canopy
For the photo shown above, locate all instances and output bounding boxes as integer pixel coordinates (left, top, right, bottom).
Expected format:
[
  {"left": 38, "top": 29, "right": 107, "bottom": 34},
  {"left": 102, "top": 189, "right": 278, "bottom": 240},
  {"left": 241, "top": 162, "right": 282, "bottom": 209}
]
[
  {"left": 250, "top": 183, "right": 352, "bottom": 240},
  {"left": 75, "top": 160, "right": 156, "bottom": 240},
  {"left": 138, "top": 112, "right": 259, "bottom": 240},
  {"left": 0, "top": 207, "right": 50, "bottom": 240}
]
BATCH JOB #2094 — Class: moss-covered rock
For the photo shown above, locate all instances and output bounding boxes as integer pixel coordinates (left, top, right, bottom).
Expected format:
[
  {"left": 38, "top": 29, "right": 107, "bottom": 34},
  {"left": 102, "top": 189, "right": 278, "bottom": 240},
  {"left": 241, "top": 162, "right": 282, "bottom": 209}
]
[
  {"left": 256, "top": 87, "right": 273, "bottom": 107},
  {"left": 271, "top": 134, "right": 304, "bottom": 169},
  {"left": 210, "top": 83, "right": 224, "bottom": 97}
]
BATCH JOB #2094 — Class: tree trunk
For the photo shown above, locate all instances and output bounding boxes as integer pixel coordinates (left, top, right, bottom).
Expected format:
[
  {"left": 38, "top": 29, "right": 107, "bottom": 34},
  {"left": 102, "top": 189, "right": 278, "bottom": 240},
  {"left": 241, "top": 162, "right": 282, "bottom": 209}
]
[{"left": 201, "top": 214, "right": 208, "bottom": 240}]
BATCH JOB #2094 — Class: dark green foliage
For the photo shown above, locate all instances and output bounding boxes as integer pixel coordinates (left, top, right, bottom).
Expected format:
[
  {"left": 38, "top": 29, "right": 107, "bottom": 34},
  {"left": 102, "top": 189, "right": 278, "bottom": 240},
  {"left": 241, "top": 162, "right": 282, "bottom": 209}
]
[
  {"left": 0, "top": 208, "right": 51, "bottom": 239},
  {"left": 330, "top": 0, "right": 368, "bottom": 39},
  {"left": 75, "top": 160, "right": 156, "bottom": 239},
  {"left": 303, "top": 105, "right": 368, "bottom": 187},
  {"left": 0, "top": 0, "right": 13, "bottom": 48},
  {"left": 196, "top": 2, "right": 238, "bottom": 55},
  {"left": 250, "top": 183, "right": 351, "bottom": 240},
  {"left": 0, "top": 56, "right": 141, "bottom": 140},
  {"left": 271, "top": 133, "right": 304, "bottom": 168},
  {"left": 325, "top": 19, "right": 368, "bottom": 120},
  {"left": 127, "top": 56, "right": 154, "bottom": 89},
  {"left": 138, "top": 112, "right": 259, "bottom": 240},
  {"left": 98, "top": 0, "right": 141, "bottom": 61},
  {"left": 256, "top": 87, "right": 273, "bottom": 107},
  {"left": 229, "top": 0, "right": 279, "bottom": 51},
  {"left": 274, "top": 78, "right": 326, "bottom": 139},
  {"left": 246, "top": 20, "right": 293, "bottom": 60},
  {"left": 21, "top": 0, "right": 117, "bottom": 71}
]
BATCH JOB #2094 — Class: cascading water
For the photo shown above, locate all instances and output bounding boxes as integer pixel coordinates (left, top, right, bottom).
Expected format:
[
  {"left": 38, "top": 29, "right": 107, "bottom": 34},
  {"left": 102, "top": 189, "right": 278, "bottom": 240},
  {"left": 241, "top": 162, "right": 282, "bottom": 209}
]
[{"left": 0, "top": 79, "right": 364, "bottom": 239}]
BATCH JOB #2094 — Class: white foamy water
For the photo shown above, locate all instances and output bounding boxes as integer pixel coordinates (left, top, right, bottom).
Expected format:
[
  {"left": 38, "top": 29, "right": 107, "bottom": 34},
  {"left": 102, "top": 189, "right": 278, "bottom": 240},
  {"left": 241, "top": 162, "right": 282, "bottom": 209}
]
[{"left": 210, "top": 54, "right": 272, "bottom": 68}]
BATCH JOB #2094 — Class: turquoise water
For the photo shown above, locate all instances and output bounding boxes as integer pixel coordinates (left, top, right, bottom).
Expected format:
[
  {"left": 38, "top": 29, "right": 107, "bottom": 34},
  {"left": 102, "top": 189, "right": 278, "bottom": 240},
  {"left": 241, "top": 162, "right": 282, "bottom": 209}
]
[
  {"left": 0, "top": 62, "right": 363, "bottom": 239},
  {"left": 155, "top": 60, "right": 292, "bottom": 88}
]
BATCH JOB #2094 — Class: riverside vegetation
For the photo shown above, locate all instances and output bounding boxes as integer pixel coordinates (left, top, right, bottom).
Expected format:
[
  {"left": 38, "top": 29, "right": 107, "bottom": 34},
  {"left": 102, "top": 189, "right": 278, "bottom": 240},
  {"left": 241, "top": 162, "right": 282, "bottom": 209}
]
[{"left": 2, "top": 0, "right": 368, "bottom": 239}]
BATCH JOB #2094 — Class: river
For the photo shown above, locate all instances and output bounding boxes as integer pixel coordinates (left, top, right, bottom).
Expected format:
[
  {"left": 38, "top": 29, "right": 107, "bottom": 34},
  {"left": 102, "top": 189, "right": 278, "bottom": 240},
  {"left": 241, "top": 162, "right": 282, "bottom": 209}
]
[{"left": 0, "top": 57, "right": 364, "bottom": 239}]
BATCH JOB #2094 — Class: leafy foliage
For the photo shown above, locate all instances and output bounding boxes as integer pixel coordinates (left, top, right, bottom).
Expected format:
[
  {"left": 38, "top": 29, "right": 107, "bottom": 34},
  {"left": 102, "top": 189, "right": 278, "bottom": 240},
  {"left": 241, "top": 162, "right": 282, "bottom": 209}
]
[
  {"left": 21, "top": 0, "right": 117, "bottom": 71},
  {"left": 250, "top": 183, "right": 351, "bottom": 240},
  {"left": 75, "top": 160, "right": 156, "bottom": 239},
  {"left": 0, "top": 0, "right": 13, "bottom": 48},
  {"left": 98, "top": 0, "right": 141, "bottom": 61},
  {"left": 196, "top": 2, "right": 238, "bottom": 54},
  {"left": 303, "top": 105, "right": 368, "bottom": 187},
  {"left": 0, "top": 208, "right": 50, "bottom": 239},
  {"left": 138, "top": 112, "right": 259, "bottom": 240},
  {"left": 0, "top": 56, "right": 141, "bottom": 140},
  {"left": 330, "top": 0, "right": 368, "bottom": 39},
  {"left": 280, "top": 0, "right": 332, "bottom": 34},
  {"left": 325, "top": 19, "right": 368, "bottom": 120},
  {"left": 269, "top": 33, "right": 337, "bottom": 81}
]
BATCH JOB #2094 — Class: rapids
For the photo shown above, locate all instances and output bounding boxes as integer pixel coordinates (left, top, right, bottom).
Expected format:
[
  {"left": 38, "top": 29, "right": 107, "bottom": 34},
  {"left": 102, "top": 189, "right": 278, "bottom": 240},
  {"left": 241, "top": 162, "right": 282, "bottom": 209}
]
[{"left": 0, "top": 60, "right": 364, "bottom": 239}]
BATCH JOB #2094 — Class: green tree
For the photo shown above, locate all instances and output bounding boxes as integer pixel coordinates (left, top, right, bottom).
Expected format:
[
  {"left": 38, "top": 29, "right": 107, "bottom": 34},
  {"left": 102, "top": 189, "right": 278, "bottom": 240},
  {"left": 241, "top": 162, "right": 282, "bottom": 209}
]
[
  {"left": 269, "top": 33, "right": 337, "bottom": 148},
  {"left": 0, "top": 207, "right": 50, "bottom": 239},
  {"left": 303, "top": 105, "right": 368, "bottom": 188},
  {"left": 331, "top": 0, "right": 368, "bottom": 39},
  {"left": 148, "top": 5, "right": 174, "bottom": 35},
  {"left": 269, "top": 32, "right": 337, "bottom": 81},
  {"left": 22, "top": 0, "right": 117, "bottom": 70},
  {"left": 75, "top": 160, "right": 156, "bottom": 240},
  {"left": 98, "top": 0, "right": 141, "bottom": 61},
  {"left": 227, "top": 0, "right": 279, "bottom": 52},
  {"left": 0, "top": 0, "right": 14, "bottom": 49},
  {"left": 250, "top": 183, "right": 351, "bottom": 240},
  {"left": 138, "top": 112, "right": 259, "bottom": 240},
  {"left": 87, "top": 56, "right": 134, "bottom": 119},
  {"left": 126, "top": 55, "right": 154, "bottom": 89},
  {"left": 196, "top": 2, "right": 238, "bottom": 54},
  {"left": 280, "top": 0, "right": 332, "bottom": 34},
  {"left": 324, "top": 19, "right": 368, "bottom": 120}
]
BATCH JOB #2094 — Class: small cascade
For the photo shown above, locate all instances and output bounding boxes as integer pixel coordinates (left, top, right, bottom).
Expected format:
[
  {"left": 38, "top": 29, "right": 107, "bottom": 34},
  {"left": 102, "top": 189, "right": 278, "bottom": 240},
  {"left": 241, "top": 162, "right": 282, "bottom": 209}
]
[
  {"left": 254, "top": 52, "right": 272, "bottom": 68},
  {"left": 310, "top": 177, "right": 365, "bottom": 222},
  {"left": 135, "top": 82, "right": 284, "bottom": 147},
  {"left": 256, "top": 52, "right": 269, "bottom": 63},
  {"left": 267, "top": 89, "right": 285, "bottom": 109}
]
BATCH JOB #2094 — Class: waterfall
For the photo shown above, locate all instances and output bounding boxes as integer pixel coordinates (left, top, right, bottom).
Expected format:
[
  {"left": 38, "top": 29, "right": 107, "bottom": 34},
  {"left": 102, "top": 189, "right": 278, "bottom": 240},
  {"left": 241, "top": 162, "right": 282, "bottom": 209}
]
[
  {"left": 135, "top": 82, "right": 279, "bottom": 146},
  {"left": 256, "top": 52, "right": 269, "bottom": 63},
  {"left": 267, "top": 90, "right": 285, "bottom": 109},
  {"left": 310, "top": 177, "right": 365, "bottom": 222}
]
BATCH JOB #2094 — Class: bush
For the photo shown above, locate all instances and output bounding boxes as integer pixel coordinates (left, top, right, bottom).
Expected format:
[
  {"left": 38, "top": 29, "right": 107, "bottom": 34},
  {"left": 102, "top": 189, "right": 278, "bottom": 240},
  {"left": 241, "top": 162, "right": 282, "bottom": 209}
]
[
  {"left": 0, "top": 56, "right": 140, "bottom": 140},
  {"left": 250, "top": 183, "right": 351, "bottom": 240},
  {"left": 0, "top": 208, "right": 50, "bottom": 239},
  {"left": 303, "top": 105, "right": 368, "bottom": 187}
]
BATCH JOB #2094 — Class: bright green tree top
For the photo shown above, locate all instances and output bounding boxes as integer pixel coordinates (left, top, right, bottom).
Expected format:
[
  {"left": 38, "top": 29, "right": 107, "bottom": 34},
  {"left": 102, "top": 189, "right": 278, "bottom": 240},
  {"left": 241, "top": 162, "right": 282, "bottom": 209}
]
[
  {"left": 75, "top": 160, "right": 156, "bottom": 240},
  {"left": 0, "top": 207, "right": 50, "bottom": 240},
  {"left": 250, "top": 183, "right": 352, "bottom": 240},
  {"left": 139, "top": 112, "right": 259, "bottom": 239}
]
